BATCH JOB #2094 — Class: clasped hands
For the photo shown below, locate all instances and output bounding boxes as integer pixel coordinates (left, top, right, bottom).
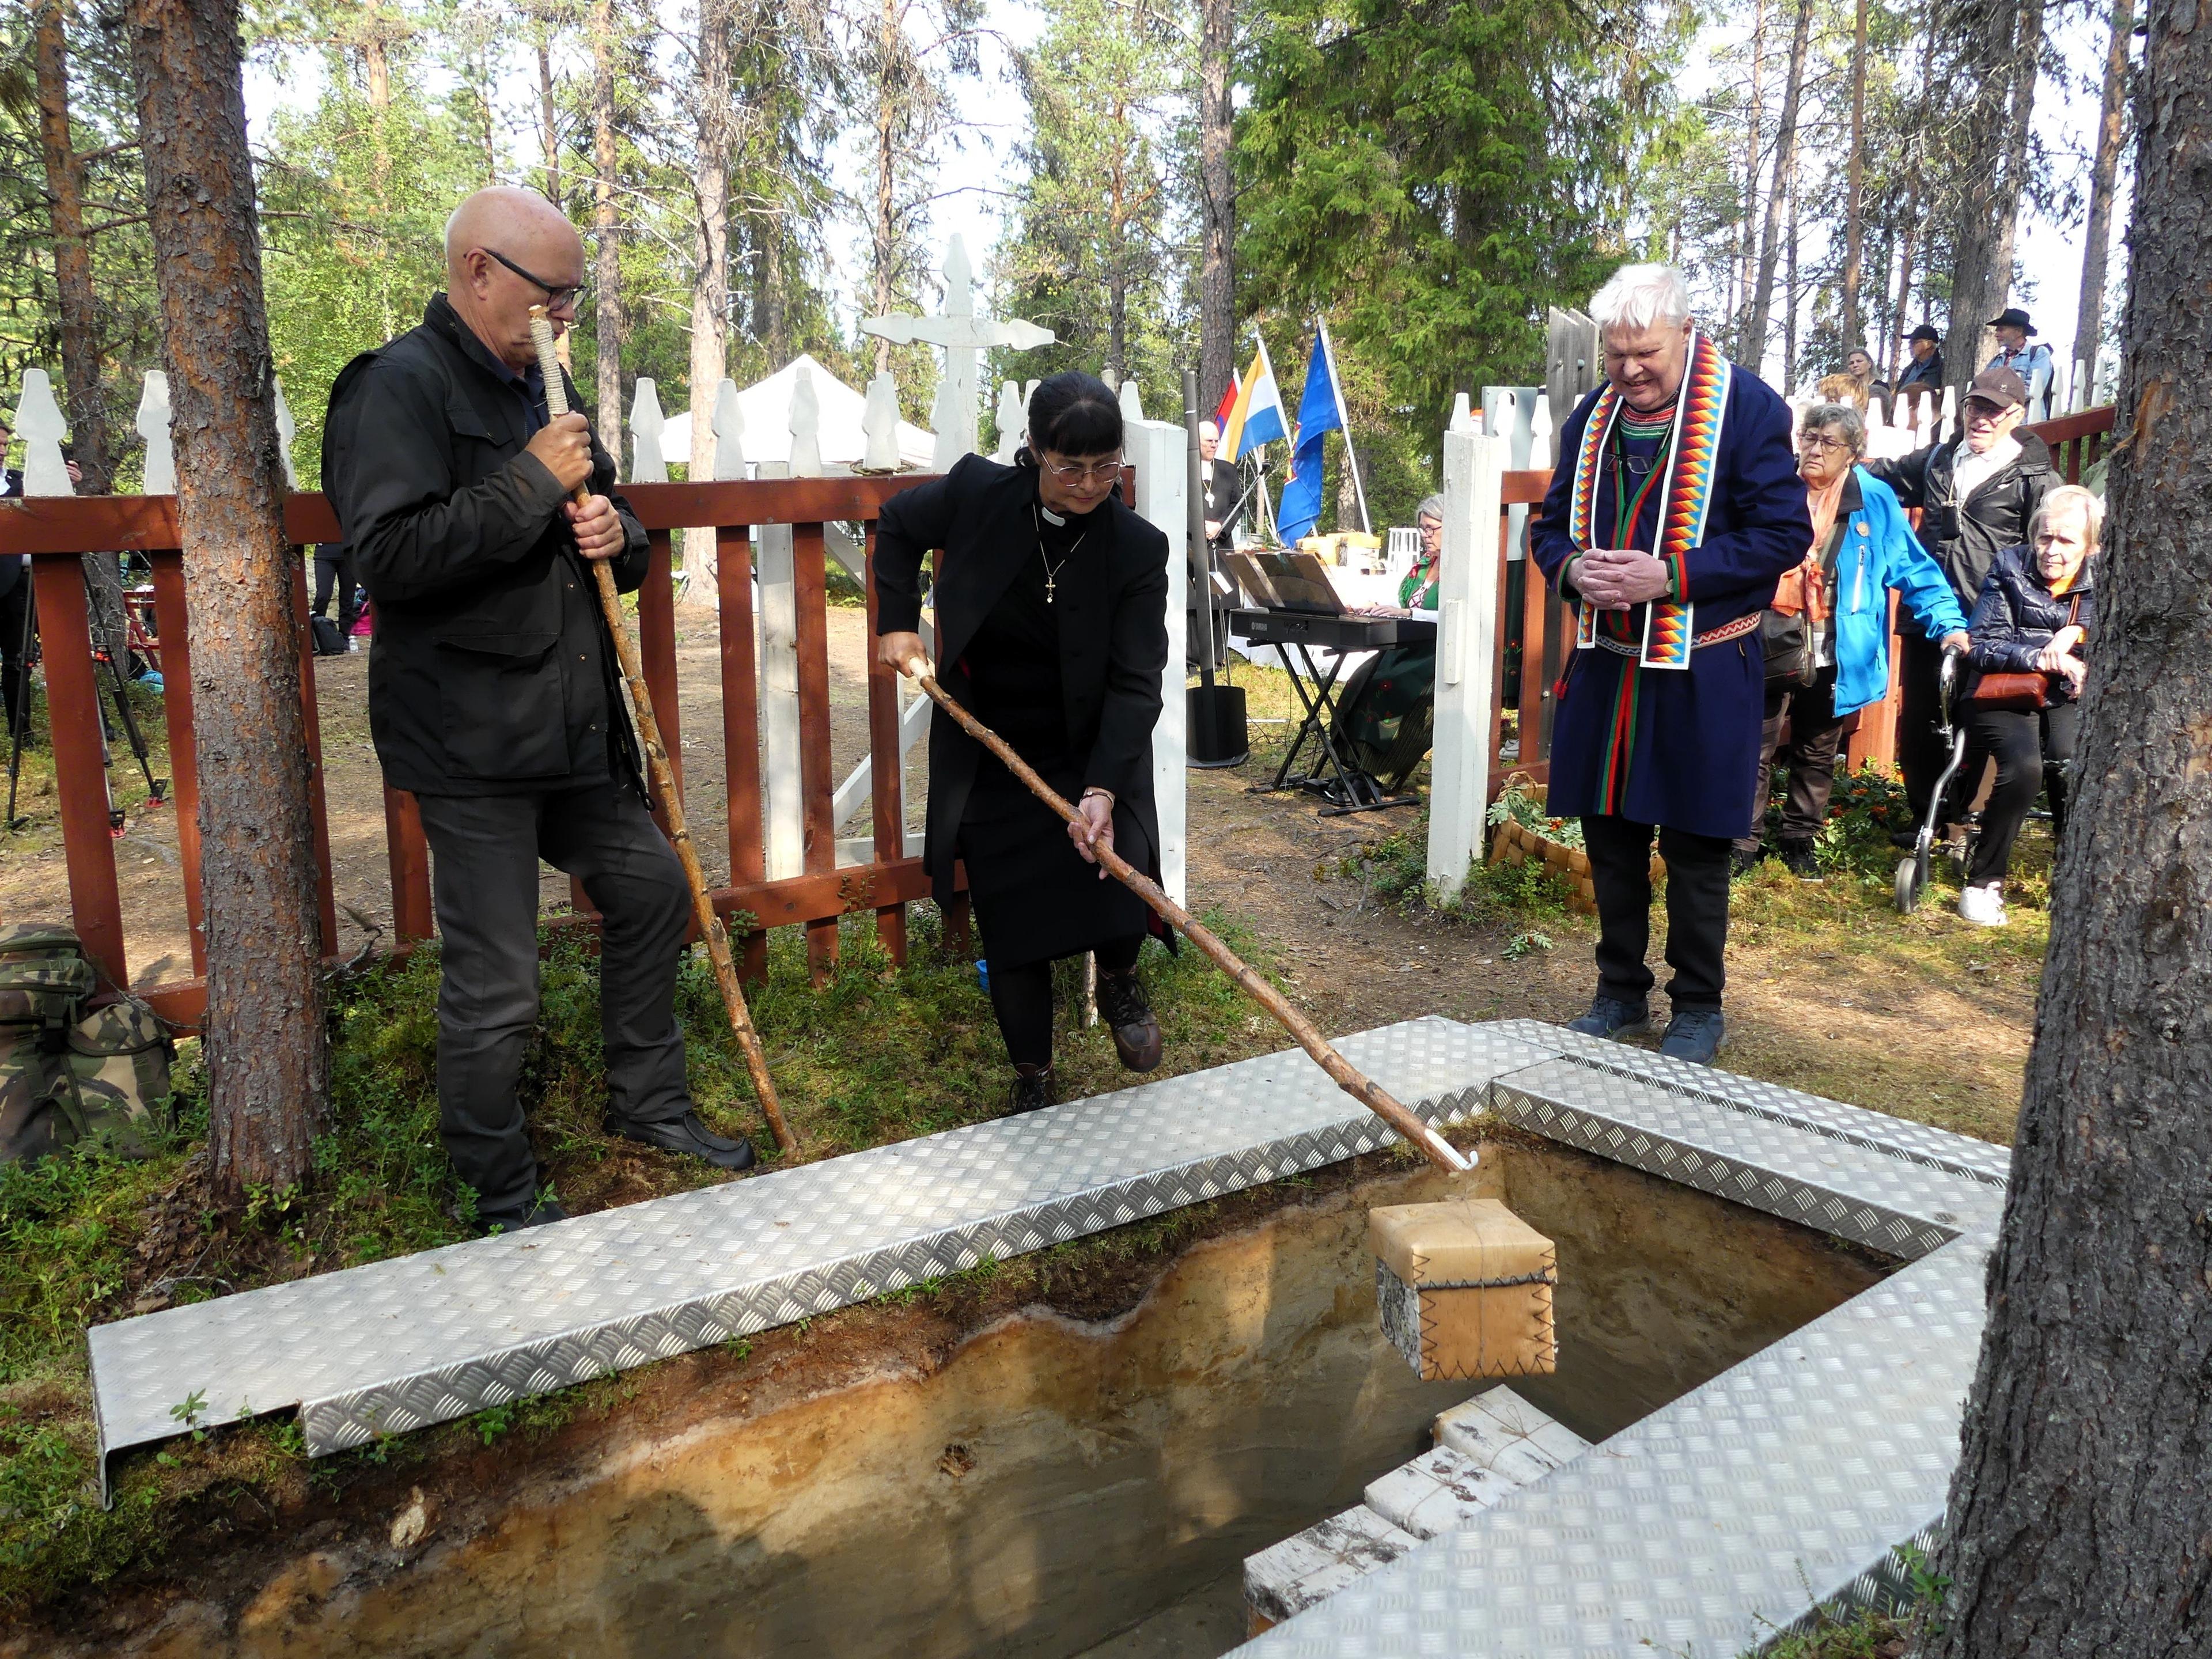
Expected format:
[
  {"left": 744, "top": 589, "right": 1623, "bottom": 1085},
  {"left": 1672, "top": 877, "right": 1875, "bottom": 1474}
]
[
  {"left": 524, "top": 412, "right": 625, "bottom": 560},
  {"left": 2034, "top": 624, "right": 2087, "bottom": 693},
  {"left": 877, "top": 629, "right": 1116, "bottom": 874},
  {"left": 1573, "top": 548, "right": 1672, "bottom": 610}
]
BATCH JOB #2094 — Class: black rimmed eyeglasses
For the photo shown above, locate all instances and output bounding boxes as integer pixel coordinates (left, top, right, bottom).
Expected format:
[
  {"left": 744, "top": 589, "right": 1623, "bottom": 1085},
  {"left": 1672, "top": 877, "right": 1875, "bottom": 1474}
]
[{"left": 485, "top": 248, "right": 588, "bottom": 312}]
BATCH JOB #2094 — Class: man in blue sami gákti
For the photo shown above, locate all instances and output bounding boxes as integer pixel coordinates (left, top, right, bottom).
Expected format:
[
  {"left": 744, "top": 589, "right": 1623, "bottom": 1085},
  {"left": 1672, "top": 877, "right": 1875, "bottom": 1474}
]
[{"left": 1529, "top": 263, "right": 1811, "bottom": 1063}]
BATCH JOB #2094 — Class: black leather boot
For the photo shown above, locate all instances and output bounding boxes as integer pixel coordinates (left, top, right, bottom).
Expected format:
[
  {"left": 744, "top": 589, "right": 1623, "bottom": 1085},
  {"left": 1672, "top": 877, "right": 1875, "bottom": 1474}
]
[
  {"left": 603, "top": 1109, "right": 757, "bottom": 1171},
  {"left": 1095, "top": 969, "right": 1164, "bottom": 1072},
  {"left": 1007, "top": 1063, "right": 1056, "bottom": 1115}
]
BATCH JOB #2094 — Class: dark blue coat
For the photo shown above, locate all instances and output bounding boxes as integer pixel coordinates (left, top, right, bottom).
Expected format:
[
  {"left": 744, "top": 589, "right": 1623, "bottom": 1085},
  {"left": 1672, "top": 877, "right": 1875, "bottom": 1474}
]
[
  {"left": 1967, "top": 545, "right": 2096, "bottom": 700},
  {"left": 1529, "top": 365, "right": 1810, "bottom": 839}
]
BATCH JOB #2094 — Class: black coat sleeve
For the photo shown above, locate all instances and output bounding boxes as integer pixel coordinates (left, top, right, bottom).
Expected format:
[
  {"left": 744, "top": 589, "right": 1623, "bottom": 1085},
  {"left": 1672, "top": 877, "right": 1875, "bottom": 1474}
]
[
  {"left": 1084, "top": 525, "right": 1171, "bottom": 798},
  {"left": 873, "top": 456, "right": 981, "bottom": 635},
  {"left": 1863, "top": 443, "right": 1934, "bottom": 507}
]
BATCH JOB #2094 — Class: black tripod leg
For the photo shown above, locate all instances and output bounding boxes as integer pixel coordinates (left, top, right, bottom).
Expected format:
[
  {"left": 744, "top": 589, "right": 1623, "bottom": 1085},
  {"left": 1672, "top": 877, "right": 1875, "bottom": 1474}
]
[
  {"left": 4, "top": 582, "right": 35, "bottom": 830},
  {"left": 101, "top": 646, "right": 162, "bottom": 802}
]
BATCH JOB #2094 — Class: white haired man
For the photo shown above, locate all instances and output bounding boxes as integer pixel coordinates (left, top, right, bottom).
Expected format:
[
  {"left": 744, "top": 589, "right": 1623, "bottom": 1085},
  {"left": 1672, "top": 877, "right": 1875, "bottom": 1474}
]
[{"left": 1528, "top": 263, "right": 1812, "bottom": 1063}]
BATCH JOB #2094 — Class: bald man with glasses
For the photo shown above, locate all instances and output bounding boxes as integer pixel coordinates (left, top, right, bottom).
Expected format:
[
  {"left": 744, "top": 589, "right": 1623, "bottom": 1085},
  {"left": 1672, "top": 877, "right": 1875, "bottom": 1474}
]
[{"left": 323, "top": 186, "right": 755, "bottom": 1236}]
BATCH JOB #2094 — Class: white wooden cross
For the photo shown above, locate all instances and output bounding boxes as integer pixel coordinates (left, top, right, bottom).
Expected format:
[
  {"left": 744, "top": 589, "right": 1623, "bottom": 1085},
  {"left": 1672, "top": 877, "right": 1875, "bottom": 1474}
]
[
  {"left": 136, "top": 372, "right": 175, "bottom": 494},
  {"left": 712, "top": 378, "right": 745, "bottom": 479},
  {"left": 861, "top": 234, "right": 1054, "bottom": 471},
  {"left": 993, "top": 380, "right": 1022, "bottom": 461},
  {"left": 10, "top": 369, "right": 75, "bottom": 497},
  {"left": 861, "top": 373, "right": 903, "bottom": 473}
]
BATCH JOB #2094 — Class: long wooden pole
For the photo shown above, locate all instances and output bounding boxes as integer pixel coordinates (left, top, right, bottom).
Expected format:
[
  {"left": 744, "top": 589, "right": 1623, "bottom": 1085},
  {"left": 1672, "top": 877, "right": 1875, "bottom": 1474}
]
[
  {"left": 902, "top": 656, "right": 1471, "bottom": 1175},
  {"left": 529, "top": 307, "right": 797, "bottom": 1156}
]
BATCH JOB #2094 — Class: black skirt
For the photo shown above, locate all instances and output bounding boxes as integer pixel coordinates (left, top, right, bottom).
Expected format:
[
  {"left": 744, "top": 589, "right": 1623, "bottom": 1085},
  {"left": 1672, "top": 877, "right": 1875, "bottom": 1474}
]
[{"left": 957, "top": 509, "right": 1153, "bottom": 969}]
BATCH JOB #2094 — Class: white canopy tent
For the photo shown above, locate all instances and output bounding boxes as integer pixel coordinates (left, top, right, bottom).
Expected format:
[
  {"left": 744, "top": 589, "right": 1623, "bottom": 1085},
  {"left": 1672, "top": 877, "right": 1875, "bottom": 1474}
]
[{"left": 656, "top": 353, "right": 936, "bottom": 474}]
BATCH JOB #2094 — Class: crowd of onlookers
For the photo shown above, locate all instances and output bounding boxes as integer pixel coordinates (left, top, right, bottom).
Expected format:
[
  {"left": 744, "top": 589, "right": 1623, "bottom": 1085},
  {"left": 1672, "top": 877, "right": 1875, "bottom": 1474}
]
[{"left": 1744, "top": 304, "right": 2094, "bottom": 927}]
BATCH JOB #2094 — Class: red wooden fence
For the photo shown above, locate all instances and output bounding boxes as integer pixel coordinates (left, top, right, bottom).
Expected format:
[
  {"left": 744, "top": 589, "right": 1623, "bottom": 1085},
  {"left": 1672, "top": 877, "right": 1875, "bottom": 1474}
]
[
  {"left": 1488, "top": 403, "right": 2117, "bottom": 787},
  {"left": 0, "top": 476, "right": 955, "bottom": 1028}
]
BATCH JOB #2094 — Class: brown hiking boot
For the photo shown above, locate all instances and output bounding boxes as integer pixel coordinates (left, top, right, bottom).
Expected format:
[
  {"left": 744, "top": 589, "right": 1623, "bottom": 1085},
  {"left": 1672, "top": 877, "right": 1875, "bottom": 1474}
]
[{"left": 1096, "top": 968, "right": 1164, "bottom": 1072}]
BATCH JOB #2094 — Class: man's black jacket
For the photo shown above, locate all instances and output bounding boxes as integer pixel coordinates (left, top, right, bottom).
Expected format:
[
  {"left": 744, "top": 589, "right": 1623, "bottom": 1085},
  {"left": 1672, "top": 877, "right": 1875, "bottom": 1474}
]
[
  {"left": 321, "top": 293, "right": 649, "bottom": 796},
  {"left": 1865, "top": 431, "right": 2052, "bottom": 633}
]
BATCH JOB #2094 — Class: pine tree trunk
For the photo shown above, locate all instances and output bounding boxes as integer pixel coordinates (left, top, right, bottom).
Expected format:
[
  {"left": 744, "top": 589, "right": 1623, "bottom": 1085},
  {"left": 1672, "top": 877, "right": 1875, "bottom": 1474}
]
[
  {"left": 123, "top": 0, "right": 327, "bottom": 1207},
  {"left": 1737, "top": 0, "right": 1768, "bottom": 356},
  {"left": 1986, "top": 0, "right": 2046, "bottom": 331},
  {"left": 1783, "top": 177, "right": 1800, "bottom": 388},
  {"left": 1745, "top": 0, "right": 1811, "bottom": 370},
  {"left": 870, "top": 0, "right": 899, "bottom": 379},
  {"left": 1939, "top": 0, "right": 2021, "bottom": 396},
  {"left": 1198, "top": 0, "right": 1234, "bottom": 410},
  {"left": 686, "top": 0, "right": 733, "bottom": 586},
  {"left": 538, "top": 39, "right": 561, "bottom": 206},
  {"left": 1839, "top": 0, "right": 1870, "bottom": 351},
  {"left": 590, "top": 0, "right": 624, "bottom": 425},
  {"left": 33, "top": 0, "right": 112, "bottom": 497},
  {"left": 2072, "top": 0, "right": 2132, "bottom": 402},
  {"left": 1922, "top": 0, "right": 2212, "bottom": 1646}
]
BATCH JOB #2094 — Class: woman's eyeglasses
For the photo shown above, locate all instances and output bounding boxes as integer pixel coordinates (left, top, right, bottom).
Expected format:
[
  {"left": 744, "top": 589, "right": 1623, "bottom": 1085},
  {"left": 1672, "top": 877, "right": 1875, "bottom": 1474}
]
[
  {"left": 1043, "top": 456, "right": 1124, "bottom": 486},
  {"left": 1798, "top": 433, "right": 1853, "bottom": 453}
]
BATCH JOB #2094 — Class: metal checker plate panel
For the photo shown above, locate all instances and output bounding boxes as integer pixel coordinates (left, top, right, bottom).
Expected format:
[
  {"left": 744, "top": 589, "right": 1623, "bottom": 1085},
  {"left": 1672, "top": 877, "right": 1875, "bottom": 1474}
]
[
  {"left": 1487, "top": 1058, "right": 2003, "bottom": 1258},
  {"left": 1484, "top": 1017, "right": 2014, "bottom": 1187},
  {"left": 88, "top": 1018, "right": 1548, "bottom": 1483},
  {"left": 1232, "top": 1240, "right": 1988, "bottom": 1658}
]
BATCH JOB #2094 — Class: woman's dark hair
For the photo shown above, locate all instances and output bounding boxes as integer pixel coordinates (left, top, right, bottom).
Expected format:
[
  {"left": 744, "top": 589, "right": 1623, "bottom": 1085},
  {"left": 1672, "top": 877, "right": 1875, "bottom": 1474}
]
[{"left": 1019, "top": 371, "right": 1123, "bottom": 463}]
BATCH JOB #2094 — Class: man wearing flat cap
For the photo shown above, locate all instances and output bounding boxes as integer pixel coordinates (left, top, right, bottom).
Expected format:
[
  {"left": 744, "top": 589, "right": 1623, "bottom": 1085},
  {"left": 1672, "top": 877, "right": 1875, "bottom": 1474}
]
[
  {"left": 323, "top": 185, "right": 755, "bottom": 1236},
  {"left": 1984, "top": 308, "right": 2054, "bottom": 421},
  {"left": 1866, "top": 363, "right": 2053, "bottom": 846},
  {"left": 1895, "top": 323, "right": 1944, "bottom": 418}
]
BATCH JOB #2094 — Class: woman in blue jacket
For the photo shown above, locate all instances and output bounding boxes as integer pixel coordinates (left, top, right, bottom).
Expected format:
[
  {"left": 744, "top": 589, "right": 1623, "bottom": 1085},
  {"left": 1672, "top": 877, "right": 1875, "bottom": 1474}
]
[{"left": 1738, "top": 403, "right": 1969, "bottom": 877}]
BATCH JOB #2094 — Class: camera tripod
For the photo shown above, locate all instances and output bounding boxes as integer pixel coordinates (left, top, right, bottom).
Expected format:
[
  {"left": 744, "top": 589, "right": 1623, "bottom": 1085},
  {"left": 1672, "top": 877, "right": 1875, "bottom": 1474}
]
[{"left": 4, "top": 562, "right": 168, "bottom": 834}]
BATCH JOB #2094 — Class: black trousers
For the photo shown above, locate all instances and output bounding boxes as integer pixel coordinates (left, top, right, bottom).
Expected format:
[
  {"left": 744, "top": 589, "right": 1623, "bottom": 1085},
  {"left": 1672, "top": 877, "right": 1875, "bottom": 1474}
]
[
  {"left": 1736, "top": 668, "right": 1846, "bottom": 854},
  {"left": 1583, "top": 813, "right": 1733, "bottom": 1011},
  {"left": 1966, "top": 703, "right": 2079, "bottom": 887},
  {"left": 415, "top": 782, "right": 692, "bottom": 1219},
  {"left": 312, "top": 548, "right": 361, "bottom": 637},
  {"left": 0, "top": 577, "right": 31, "bottom": 737},
  {"left": 989, "top": 933, "right": 1144, "bottom": 1067}
]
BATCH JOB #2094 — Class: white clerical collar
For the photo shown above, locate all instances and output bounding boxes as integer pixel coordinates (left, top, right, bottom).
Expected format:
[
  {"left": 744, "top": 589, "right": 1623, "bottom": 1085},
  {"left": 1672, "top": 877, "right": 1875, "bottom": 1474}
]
[{"left": 1039, "top": 503, "right": 1067, "bottom": 527}]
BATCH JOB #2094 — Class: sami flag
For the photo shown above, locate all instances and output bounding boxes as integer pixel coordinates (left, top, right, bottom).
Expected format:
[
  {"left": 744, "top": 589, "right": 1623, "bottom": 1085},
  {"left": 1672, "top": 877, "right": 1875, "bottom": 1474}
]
[
  {"left": 1212, "top": 371, "right": 1241, "bottom": 427},
  {"left": 1219, "top": 339, "right": 1287, "bottom": 461},
  {"left": 1275, "top": 324, "right": 1346, "bottom": 546}
]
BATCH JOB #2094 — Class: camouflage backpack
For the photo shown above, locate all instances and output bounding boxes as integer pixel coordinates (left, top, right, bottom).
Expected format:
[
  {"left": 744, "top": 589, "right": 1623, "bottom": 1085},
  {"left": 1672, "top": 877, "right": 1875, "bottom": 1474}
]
[{"left": 0, "top": 923, "right": 175, "bottom": 1164}]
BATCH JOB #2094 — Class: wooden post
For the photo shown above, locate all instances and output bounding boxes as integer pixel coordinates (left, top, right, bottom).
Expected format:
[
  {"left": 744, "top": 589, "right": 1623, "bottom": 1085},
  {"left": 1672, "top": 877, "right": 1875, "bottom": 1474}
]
[
  {"left": 1427, "top": 417, "right": 1508, "bottom": 900},
  {"left": 148, "top": 550, "right": 205, "bottom": 972},
  {"left": 1124, "top": 417, "right": 1188, "bottom": 906},
  {"left": 29, "top": 555, "right": 127, "bottom": 984},
  {"left": 792, "top": 520, "right": 838, "bottom": 981},
  {"left": 861, "top": 524, "right": 907, "bottom": 963},
  {"left": 715, "top": 522, "right": 767, "bottom": 985}
]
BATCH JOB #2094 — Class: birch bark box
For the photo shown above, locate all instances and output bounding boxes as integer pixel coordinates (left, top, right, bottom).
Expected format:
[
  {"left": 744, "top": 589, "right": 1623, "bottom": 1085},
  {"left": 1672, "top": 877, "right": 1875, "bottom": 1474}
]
[{"left": 1370, "top": 1199, "right": 1558, "bottom": 1381}]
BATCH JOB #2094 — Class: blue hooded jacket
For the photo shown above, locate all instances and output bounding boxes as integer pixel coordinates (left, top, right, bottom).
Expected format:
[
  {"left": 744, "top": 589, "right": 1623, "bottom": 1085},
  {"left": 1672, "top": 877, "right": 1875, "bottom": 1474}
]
[{"left": 1828, "top": 467, "right": 1968, "bottom": 717}]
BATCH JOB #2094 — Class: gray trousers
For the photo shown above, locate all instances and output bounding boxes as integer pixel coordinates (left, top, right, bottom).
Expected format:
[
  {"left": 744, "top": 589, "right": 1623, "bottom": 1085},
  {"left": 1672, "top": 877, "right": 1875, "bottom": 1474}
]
[{"left": 415, "top": 783, "right": 692, "bottom": 1219}]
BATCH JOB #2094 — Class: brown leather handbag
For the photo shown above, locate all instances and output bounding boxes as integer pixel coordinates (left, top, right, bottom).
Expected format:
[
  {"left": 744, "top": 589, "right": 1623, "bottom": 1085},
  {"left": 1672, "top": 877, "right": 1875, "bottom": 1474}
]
[{"left": 1962, "top": 592, "right": 2082, "bottom": 713}]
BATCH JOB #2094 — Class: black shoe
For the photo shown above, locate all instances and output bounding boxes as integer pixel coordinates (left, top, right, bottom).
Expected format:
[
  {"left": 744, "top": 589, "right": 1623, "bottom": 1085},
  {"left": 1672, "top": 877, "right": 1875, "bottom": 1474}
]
[
  {"left": 480, "top": 1193, "right": 567, "bottom": 1235},
  {"left": 1778, "top": 841, "right": 1823, "bottom": 881},
  {"left": 1007, "top": 1064, "right": 1057, "bottom": 1115},
  {"left": 1889, "top": 827, "right": 1919, "bottom": 849},
  {"left": 1659, "top": 1008, "right": 1728, "bottom": 1065},
  {"left": 604, "top": 1109, "right": 757, "bottom": 1171},
  {"left": 1095, "top": 968, "right": 1164, "bottom": 1072},
  {"left": 1729, "top": 847, "right": 1761, "bottom": 878},
  {"left": 1566, "top": 995, "right": 1650, "bottom": 1041}
]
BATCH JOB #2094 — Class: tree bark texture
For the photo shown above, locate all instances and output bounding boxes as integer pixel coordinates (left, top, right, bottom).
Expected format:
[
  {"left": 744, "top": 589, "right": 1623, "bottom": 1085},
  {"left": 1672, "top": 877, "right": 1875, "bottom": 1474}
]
[
  {"left": 686, "top": 0, "right": 733, "bottom": 584},
  {"left": 1986, "top": 0, "right": 2046, "bottom": 339},
  {"left": 1923, "top": 0, "right": 2212, "bottom": 1647},
  {"left": 1198, "top": 0, "right": 1234, "bottom": 411},
  {"left": 2073, "top": 0, "right": 2133, "bottom": 400},
  {"left": 538, "top": 39, "right": 562, "bottom": 207},
  {"left": 125, "top": 0, "right": 327, "bottom": 1206},
  {"left": 34, "top": 0, "right": 114, "bottom": 497},
  {"left": 1839, "top": 0, "right": 1869, "bottom": 353},
  {"left": 870, "top": 0, "right": 900, "bottom": 379},
  {"left": 1736, "top": 0, "right": 1768, "bottom": 355},
  {"left": 1744, "top": 0, "right": 1810, "bottom": 372},
  {"left": 1938, "top": 0, "right": 2027, "bottom": 396},
  {"left": 590, "top": 0, "right": 624, "bottom": 425}
]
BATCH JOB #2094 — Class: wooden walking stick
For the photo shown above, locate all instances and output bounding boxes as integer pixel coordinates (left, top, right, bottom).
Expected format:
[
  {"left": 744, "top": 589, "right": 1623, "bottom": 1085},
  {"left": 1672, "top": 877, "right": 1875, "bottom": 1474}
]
[
  {"left": 899, "top": 653, "right": 1472, "bottom": 1176},
  {"left": 528, "top": 306, "right": 796, "bottom": 1156}
]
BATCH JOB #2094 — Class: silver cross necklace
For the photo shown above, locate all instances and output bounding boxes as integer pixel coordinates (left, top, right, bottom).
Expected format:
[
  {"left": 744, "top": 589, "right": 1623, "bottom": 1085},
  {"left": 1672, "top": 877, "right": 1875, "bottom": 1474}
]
[{"left": 1032, "top": 504, "right": 1086, "bottom": 605}]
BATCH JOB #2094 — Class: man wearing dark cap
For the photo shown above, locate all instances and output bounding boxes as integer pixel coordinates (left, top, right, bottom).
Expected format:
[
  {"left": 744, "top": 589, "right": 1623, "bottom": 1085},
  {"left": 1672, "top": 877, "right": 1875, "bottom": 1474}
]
[
  {"left": 1895, "top": 324, "right": 1944, "bottom": 414},
  {"left": 1984, "top": 308, "right": 2054, "bottom": 420},
  {"left": 1866, "top": 365, "right": 2053, "bottom": 841}
]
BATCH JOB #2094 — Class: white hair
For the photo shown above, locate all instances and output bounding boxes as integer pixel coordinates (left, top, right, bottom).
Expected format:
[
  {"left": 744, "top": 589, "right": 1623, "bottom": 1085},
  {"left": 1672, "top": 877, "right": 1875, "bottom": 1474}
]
[
  {"left": 2031, "top": 484, "right": 2104, "bottom": 550},
  {"left": 1589, "top": 263, "right": 1692, "bottom": 334}
]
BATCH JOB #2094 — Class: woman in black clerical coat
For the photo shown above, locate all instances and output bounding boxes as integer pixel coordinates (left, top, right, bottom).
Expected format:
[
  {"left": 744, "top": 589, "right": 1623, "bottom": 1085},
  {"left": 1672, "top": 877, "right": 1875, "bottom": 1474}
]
[{"left": 874, "top": 373, "right": 1172, "bottom": 1113}]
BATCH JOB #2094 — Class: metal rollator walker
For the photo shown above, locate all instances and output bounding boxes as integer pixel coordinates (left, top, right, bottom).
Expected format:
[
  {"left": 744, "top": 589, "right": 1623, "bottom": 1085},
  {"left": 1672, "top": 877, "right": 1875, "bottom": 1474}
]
[{"left": 1895, "top": 644, "right": 1968, "bottom": 914}]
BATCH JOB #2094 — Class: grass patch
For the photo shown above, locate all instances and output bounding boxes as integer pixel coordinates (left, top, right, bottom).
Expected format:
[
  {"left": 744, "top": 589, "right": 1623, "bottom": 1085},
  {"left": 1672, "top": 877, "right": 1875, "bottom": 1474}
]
[
  {"left": 0, "top": 903, "right": 1281, "bottom": 1609},
  {"left": 1331, "top": 806, "right": 1584, "bottom": 933}
]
